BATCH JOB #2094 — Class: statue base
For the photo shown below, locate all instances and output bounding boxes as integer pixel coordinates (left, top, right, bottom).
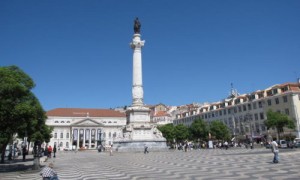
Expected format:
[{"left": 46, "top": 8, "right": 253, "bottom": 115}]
[
  {"left": 113, "top": 106, "right": 168, "bottom": 152},
  {"left": 113, "top": 140, "right": 168, "bottom": 152}
]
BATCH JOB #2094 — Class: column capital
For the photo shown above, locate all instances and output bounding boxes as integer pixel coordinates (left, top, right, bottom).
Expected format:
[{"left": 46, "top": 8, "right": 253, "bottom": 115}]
[
  {"left": 130, "top": 40, "right": 145, "bottom": 49},
  {"left": 130, "top": 34, "right": 145, "bottom": 49}
]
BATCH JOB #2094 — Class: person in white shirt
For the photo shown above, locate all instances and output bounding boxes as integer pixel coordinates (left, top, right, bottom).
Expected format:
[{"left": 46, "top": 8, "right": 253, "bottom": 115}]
[
  {"left": 271, "top": 140, "right": 279, "bottom": 163},
  {"left": 224, "top": 141, "right": 228, "bottom": 150}
]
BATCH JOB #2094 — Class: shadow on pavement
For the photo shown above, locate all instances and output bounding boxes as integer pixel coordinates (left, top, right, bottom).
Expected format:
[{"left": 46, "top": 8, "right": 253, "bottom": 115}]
[{"left": 0, "top": 157, "right": 34, "bottom": 172}]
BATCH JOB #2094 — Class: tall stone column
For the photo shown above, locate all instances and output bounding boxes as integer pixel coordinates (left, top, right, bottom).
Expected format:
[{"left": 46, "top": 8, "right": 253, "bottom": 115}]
[
  {"left": 77, "top": 129, "right": 79, "bottom": 148},
  {"left": 130, "top": 34, "right": 145, "bottom": 107},
  {"left": 89, "top": 129, "right": 92, "bottom": 149},
  {"left": 83, "top": 129, "right": 86, "bottom": 148}
]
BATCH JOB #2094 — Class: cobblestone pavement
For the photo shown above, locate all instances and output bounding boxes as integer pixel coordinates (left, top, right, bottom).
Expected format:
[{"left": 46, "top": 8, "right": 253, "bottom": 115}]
[{"left": 1, "top": 148, "right": 300, "bottom": 180}]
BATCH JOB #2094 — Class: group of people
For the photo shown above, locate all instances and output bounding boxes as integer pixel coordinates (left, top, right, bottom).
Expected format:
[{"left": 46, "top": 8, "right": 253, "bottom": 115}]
[
  {"left": 39, "top": 145, "right": 58, "bottom": 179},
  {"left": 44, "top": 145, "right": 57, "bottom": 158},
  {"left": 38, "top": 140, "right": 278, "bottom": 180},
  {"left": 97, "top": 144, "right": 114, "bottom": 156}
]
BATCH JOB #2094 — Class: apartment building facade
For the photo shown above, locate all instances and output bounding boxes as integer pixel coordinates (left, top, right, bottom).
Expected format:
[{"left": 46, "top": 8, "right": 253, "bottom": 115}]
[{"left": 173, "top": 82, "right": 300, "bottom": 139}]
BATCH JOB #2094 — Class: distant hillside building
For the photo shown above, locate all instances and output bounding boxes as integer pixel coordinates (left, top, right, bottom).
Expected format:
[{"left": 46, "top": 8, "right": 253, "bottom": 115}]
[
  {"left": 173, "top": 82, "right": 300, "bottom": 139},
  {"left": 150, "top": 103, "right": 173, "bottom": 125},
  {"left": 46, "top": 108, "right": 126, "bottom": 150}
]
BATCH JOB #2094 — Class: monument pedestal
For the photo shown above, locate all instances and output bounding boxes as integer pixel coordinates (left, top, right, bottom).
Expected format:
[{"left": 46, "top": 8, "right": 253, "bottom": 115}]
[{"left": 113, "top": 107, "right": 168, "bottom": 152}]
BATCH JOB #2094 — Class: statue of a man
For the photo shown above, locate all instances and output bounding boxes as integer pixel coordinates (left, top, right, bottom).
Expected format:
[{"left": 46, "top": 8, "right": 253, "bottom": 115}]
[{"left": 134, "top": 17, "right": 141, "bottom": 34}]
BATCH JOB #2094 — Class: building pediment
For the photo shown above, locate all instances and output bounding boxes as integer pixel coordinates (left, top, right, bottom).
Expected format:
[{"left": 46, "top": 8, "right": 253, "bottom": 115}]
[{"left": 72, "top": 118, "right": 103, "bottom": 127}]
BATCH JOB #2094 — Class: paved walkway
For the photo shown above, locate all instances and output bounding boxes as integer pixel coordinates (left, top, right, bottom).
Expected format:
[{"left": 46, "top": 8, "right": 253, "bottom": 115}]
[{"left": 1, "top": 148, "right": 300, "bottom": 180}]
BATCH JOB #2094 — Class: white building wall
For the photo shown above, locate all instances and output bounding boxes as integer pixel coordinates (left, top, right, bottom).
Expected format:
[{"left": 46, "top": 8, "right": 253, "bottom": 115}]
[
  {"left": 173, "top": 90, "right": 300, "bottom": 139},
  {"left": 46, "top": 116, "right": 126, "bottom": 150}
]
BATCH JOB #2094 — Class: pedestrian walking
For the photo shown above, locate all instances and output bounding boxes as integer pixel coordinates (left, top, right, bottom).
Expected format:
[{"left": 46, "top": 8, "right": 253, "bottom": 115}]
[
  {"left": 271, "top": 140, "right": 279, "bottom": 163},
  {"left": 224, "top": 141, "right": 228, "bottom": 150},
  {"left": 184, "top": 141, "right": 188, "bottom": 152},
  {"left": 250, "top": 142, "right": 253, "bottom": 149},
  {"left": 144, "top": 145, "right": 149, "bottom": 154},
  {"left": 110, "top": 145, "right": 113, "bottom": 156},
  {"left": 40, "top": 162, "right": 59, "bottom": 180},
  {"left": 53, "top": 145, "right": 57, "bottom": 158},
  {"left": 22, "top": 146, "right": 27, "bottom": 161},
  {"left": 48, "top": 145, "right": 52, "bottom": 158},
  {"left": 98, "top": 144, "right": 102, "bottom": 152}
]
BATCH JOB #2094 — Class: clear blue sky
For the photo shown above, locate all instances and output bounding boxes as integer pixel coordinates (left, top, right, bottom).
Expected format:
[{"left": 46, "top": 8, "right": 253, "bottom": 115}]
[{"left": 1, "top": 0, "right": 300, "bottom": 111}]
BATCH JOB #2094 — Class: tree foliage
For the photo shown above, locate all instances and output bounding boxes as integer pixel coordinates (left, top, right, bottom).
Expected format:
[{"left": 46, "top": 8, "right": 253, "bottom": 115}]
[
  {"left": 0, "top": 66, "right": 52, "bottom": 163},
  {"left": 159, "top": 118, "right": 232, "bottom": 145},
  {"left": 209, "top": 120, "right": 230, "bottom": 141},
  {"left": 189, "top": 119, "right": 209, "bottom": 141},
  {"left": 157, "top": 124, "right": 175, "bottom": 143},
  {"left": 174, "top": 124, "right": 190, "bottom": 143},
  {"left": 265, "top": 110, "right": 295, "bottom": 139}
]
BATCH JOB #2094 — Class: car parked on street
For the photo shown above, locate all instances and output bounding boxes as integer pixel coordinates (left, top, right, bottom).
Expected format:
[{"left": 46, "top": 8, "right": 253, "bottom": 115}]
[
  {"left": 278, "top": 140, "right": 287, "bottom": 148},
  {"left": 294, "top": 142, "right": 300, "bottom": 148}
]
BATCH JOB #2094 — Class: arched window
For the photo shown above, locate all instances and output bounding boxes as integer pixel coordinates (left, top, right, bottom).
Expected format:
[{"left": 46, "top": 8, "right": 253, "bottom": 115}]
[{"left": 59, "top": 142, "right": 63, "bottom": 147}]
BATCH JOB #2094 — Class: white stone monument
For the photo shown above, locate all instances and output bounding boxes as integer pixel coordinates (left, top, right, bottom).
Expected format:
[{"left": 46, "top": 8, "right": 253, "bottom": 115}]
[{"left": 113, "top": 18, "right": 167, "bottom": 152}]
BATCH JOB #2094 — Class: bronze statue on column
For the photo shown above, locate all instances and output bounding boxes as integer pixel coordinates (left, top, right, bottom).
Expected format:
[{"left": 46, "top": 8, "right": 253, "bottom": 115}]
[{"left": 134, "top": 17, "right": 141, "bottom": 34}]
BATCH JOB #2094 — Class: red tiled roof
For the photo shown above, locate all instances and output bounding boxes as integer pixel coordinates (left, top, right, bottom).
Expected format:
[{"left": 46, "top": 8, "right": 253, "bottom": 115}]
[
  {"left": 46, "top": 108, "right": 125, "bottom": 117},
  {"left": 154, "top": 111, "right": 170, "bottom": 117}
]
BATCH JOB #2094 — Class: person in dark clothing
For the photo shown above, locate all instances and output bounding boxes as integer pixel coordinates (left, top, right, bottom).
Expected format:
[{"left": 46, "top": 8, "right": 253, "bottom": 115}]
[
  {"left": 53, "top": 145, "right": 57, "bottom": 158},
  {"left": 44, "top": 146, "right": 49, "bottom": 157},
  {"left": 22, "top": 146, "right": 27, "bottom": 161},
  {"left": 144, "top": 145, "right": 149, "bottom": 154}
]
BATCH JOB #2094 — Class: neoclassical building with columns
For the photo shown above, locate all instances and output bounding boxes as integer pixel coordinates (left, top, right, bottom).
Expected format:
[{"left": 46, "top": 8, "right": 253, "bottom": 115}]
[{"left": 46, "top": 108, "right": 126, "bottom": 150}]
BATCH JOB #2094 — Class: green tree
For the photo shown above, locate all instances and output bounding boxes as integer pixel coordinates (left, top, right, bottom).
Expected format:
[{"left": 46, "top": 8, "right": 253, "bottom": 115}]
[
  {"left": 209, "top": 120, "right": 231, "bottom": 141},
  {"left": 17, "top": 93, "right": 53, "bottom": 146},
  {"left": 0, "top": 66, "right": 51, "bottom": 163},
  {"left": 157, "top": 124, "right": 175, "bottom": 144},
  {"left": 265, "top": 110, "right": 295, "bottom": 140},
  {"left": 174, "top": 124, "right": 190, "bottom": 143},
  {"left": 189, "top": 119, "right": 209, "bottom": 141}
]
